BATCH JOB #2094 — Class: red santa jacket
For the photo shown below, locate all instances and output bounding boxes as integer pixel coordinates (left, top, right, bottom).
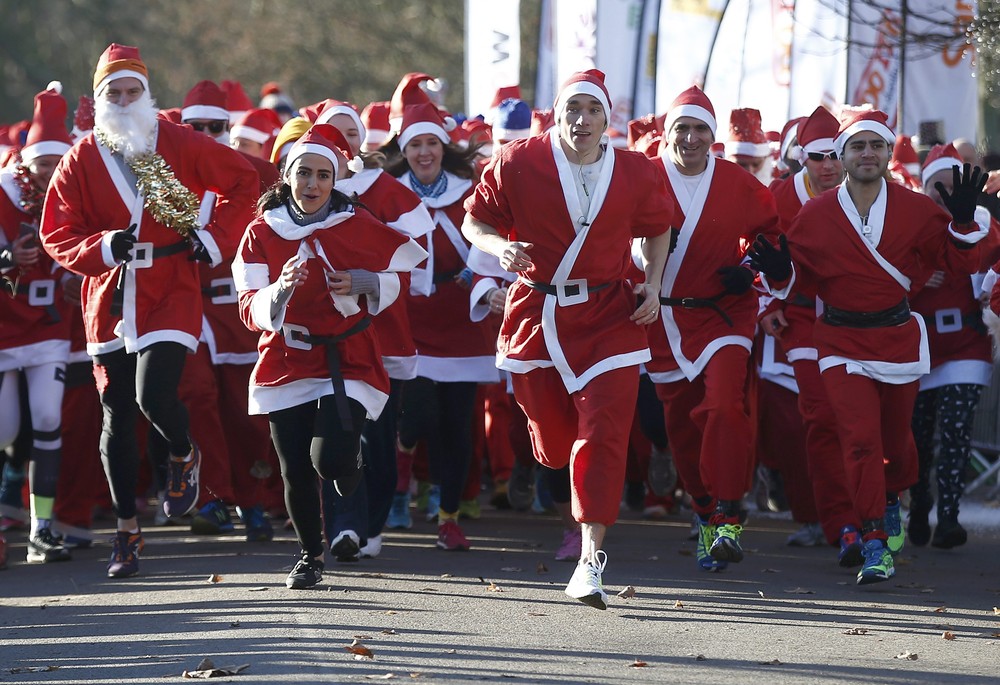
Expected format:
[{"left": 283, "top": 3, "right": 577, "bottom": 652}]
[
  {"left": 233, "top": 202, "right": 426, "bottom": 417},
  {"left": 465, "top": 130, "right": 673, "bottom": 393},
  {"left": 40, "top": 121, "right": 258, "bottom": 355},
  {"left": 0, "top": 170, "right": 70, "bottom": 367},
  {"left": 645, "top": 155, "right": 779, "bottom": 382},
  {"left": 781, "top": 180, "right": 985, "bottom": 383}
]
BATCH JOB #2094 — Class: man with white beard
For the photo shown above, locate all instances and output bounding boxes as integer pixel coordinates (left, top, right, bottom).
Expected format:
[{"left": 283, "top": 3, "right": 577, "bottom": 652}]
[{"left": 40, "top": 43, "right": 258, "bottom": 578}]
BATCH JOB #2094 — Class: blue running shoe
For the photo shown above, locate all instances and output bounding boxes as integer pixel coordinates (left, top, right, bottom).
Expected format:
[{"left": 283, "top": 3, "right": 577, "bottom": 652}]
[
  {"left": 856, "top": 538, "right": 894, "bottom": 585},
  {"left": 237, "top": 505, "right": 273, "bottom": 542},
  {"left": 164, "top": 444, "right": 201, "bottom": 518},
  {"left": 386, "top": 492, "right": 412, "bottom": 529},
  {"left": 695, "top": 516, "right": 727, "bottom": 572},
  {"left": 190, "top": 500, "right": 234, "bottom": 535},
  {"left": 838, "top": 525, "right": 864, "bottom": 567},
  {"left": 884, "top": 500, "right": 904, "bottom": 556},
  {"left": 425, "top": 484, "right": 441, "bottom": 522}
]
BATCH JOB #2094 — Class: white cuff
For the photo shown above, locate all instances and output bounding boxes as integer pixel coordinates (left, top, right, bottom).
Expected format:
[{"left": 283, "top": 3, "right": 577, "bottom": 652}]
[
  {"left": 250, "top": 282, "right": 287, "bottom": 332},
  {"left": 980, "top": 269, "right": 998, "bottom": 298},
  {"left": 369, "top": 273, "right": 400, "bottom": 315},
  {"left": 102, "top": 231, "right": 121, "bottom": 269},
  {"left": 948, "top": 220, "right": 989, "bottom": 245},
  {"left": 469, "top": 277, "right": 500, "bottom": 322},
  {"left": 759, "top": 264, "right": 796, "bottom": 300},
  {"left": 194, "top": 228, "right": 223, "bottom": 268}
]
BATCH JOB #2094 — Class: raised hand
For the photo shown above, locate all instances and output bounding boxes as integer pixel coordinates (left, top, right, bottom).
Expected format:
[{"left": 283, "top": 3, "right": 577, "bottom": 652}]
[
  {"left": 936, "top": 163, "right": 987, "bottom": 225},
  {"left": 747, "top": 234, "right": 792, "bottom": 282}
]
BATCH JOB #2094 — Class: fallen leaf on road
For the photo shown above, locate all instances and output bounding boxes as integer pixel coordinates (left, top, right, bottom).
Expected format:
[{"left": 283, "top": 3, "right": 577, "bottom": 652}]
[
  {"left": 385, "top": 611, "right": 398, "bottom": 615},
  {"left": 346, "top": 640, "right": 374, "bottom": 659},
  {"left": 527, "top": 612, "right": 547, "bottom": 616},
  {"left": 994, "top": 607, "right": 1000, "bottom": 616},
  {"left": 381, "top": 629, "right": 398, "bottom": 635},
  {"left": 894, "top": 652, "right": 918, "bottom": 660},
  {"left": 229, "top": 622, "right": 240, "bottom": 628},
  {"left": 443, "top": 649, "right": 457, "bottom": 654},
  {"left": 762, "top": 568, "right": 780, "bottom": 573},
  {"left": 354, "top": 634, "right": 374, "bottom": 640},
  {"left": 248, "top": 587, "right": 268, "bottom": 592},
  {"left": 9, "top": 666, "right": 59, "bottom": 674},
  {"left": 627, "top": 660, "right": 648, "bottom": 668},
  {"left": 409, "top": 674, "right": 422, "bottom": 679},
  {"left": 920, "top": 589, "right": 934, "bottom": 594},
  {"left": 759, "top": 659, "right": 782, "bottom": 666},
  {"left": 934, "top": 606, "right": 947, "bottom": 613},
  {"left": 207, "top": 574, "right": 222, "bottom": 584},
  {"left": 501, "top": 566, "right": 522, "bottom": 572},
  {"left": 536, "top": 562, "right": 549, "bottom": 574},
  {"left": 758, "top": 590, "right": 765, "bottom": 598},
  {"left": 674, "top": 600, "right": 684, "bottom": 609},
  {"left": 784, "top": 587, "right": 815, "bottom": 595},
  {"left": 617, "top": 586, "right": 636, "bottom": 599},
  {"left": 182, "top": 659, "right": 249, "bottom": 678},
  {"left": 439, "top": 573, "right": 453, "bottom": 578},
  {"left": 943, "top": 632, "right": 956, "bottom": 641},
  {"left": 420, "top": 587, "right": 437, "bottom": 592},
  {"left": 486, "top": 582, "right": 504, "bottom": 593},
  {"left": 843, "top": 628, "right": 869, "bottom": 635},
  {"left": 695, "top": 654, "right": 707, "bottom": 661},
  {"left": 364, "top": 675, "right": 395, "bottom": 681}
]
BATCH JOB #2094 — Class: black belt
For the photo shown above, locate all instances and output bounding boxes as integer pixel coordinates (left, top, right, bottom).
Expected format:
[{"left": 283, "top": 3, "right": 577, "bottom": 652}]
[
  {"left": 920, "top": 310, "right": 986, "bottom": 335},
  {"left": 658, "top": 293, "right": 733, "bottom": 327},
  {"left": 13, "top": 281, "right": 61, "bottom": 324},
  {"left": 522, "top": 279, "right": 610, "bottom": 297},
  {"left": 822, "top": 299, "right": 910, "bottom": 328},
  {"left": 432, "top": 269, "right": 461, "bottom": 284},
  {"left": 787, "top": 293, "right": 816, "bottom": 309},
  {"left": 287, "top": 316, "right": 372, "bottom": 431},
  {"left": 110, "top": 240, "right": 189, "bottom": 317},
  {"left": 201, "top": 283, "right": 234, "bottom": 298}
]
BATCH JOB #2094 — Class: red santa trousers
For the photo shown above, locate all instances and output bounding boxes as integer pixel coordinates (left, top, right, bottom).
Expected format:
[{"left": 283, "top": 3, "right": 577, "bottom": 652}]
[
  {"left": 511, "top": 365, "right": 639, "bottom": 527},
  {"left": 792, "top": 359, "right": 859, "bottom": 543},
  {"left": 179, "top": 346, "right": 236, "bottom": 506},
  {"left": 820, "top": 366, "right": 919, "bottom": 524},
  {"left": 655, "top": 346, "right": 753, "bottom": 514},
  {"left": 756, "top": 378, "right": 817, "bottom": 524}
]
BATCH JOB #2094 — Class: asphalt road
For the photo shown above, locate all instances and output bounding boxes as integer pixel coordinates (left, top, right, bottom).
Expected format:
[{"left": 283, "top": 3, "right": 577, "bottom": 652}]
[{"left": 2, "top": 498, "right": 999, "bottom": 684}]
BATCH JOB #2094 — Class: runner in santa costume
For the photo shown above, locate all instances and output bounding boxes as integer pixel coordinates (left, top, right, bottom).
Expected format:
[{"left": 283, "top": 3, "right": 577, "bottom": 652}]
[
  {"left": 763, "top": 106, "right": 863, "bottom": 562},
  {"left": 384, "top": 101, "right": 498, "bottom": 552},
  {"left": 232, "top": 124, "right": 426, "bottom": 589},
  {"left": 39, "top": 43, "right": 259, "bottom": 578},
  {"left": 0, "top": 85, "right": 74, "bottom": 563},
  {"left": 463, "top": 69, "right": 673, "bottom": 609},
  {"left": 646, "top": 85, "right": 779, "bottom": 572},
  {"left": 750, "top": 109, "right": 989, "bottom": 585},
  {"left": 311, "top": 106, "right": 436, "bottom": 561},
  {"left": 910, "top": 143, "right": 1000, "bottom": 549}
]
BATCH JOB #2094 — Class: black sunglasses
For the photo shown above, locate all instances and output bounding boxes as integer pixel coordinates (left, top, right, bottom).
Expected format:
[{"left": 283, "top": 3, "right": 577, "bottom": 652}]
[
  {"left": 189, "top": 121, "right": 227, "bottom": 135},
  {"left": 806, "top": 151, "right": 838, "bottom": 162}
]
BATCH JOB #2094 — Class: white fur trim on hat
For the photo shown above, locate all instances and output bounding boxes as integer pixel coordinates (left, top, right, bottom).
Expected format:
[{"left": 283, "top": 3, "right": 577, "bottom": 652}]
[
  {"left": 94, "top": 70, "right": 149, "bottom": 98},
  {"left": 284, "top": 141, "right": 340, "bottom": 180},
  {"left": 493, "top": 126, "right": 530, "bottom": 143},
  {"left": 554, "top": 82, "right": 610, "bottom": 123},
  {"left": 665, "top": 105, "right": 717, "bottom": 137},
  {"left": 801, "top": 138, "right": 837, "bottom": 155},
  {"left": 922, "top": 158, "right": 964, "bottom": 187},
  {"left": 316, "top": 106, "right": 367, "bottom": 146},
  {"left": 182, "top": 104, "right": 230, "bottom": 122},
  {"left": 833, "top": 121, "right": 895, "bottom": 157},
  {"left": 724, "top": 141, "right": 770, "bottom": 158},
  {"left": 364, "top": 129, "right": 390, "bottom": 147},
  {"left": 399, "top": 121, "right": 449, "bottom": 150},
  {"left": 230, "top": 124, "right": 270, "bottom": 145},
  {"left": 20, "top": 140, "right": 72, "bottom": 166}
]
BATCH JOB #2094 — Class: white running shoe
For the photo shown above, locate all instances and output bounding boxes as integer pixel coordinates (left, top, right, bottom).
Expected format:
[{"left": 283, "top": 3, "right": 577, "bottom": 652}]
[
  {"left": 564, "top": 548, "right": 608, "bottom": 610},
  {"left": 359, "top": 534, "right": 382, "bottom": 559}
]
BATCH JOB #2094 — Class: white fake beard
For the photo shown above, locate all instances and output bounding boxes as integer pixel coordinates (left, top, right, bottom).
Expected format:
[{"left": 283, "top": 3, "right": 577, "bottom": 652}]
[{"left": 94, "top": 91, "right": 159, "bottom": 160}]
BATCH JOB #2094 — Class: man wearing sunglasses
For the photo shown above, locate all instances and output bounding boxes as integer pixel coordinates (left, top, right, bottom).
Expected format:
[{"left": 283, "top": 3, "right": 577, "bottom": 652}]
[{"left": 762, "top": 106, "right": 862, "bottom": 567}]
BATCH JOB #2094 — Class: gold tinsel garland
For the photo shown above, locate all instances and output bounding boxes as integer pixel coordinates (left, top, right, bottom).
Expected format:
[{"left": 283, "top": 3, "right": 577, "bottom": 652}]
[
  {"left": 95, "top": 128, "right": 201, "bottom": 237},
  {"left": 12, "top": 157, "right": 44, "bottom": 218}
]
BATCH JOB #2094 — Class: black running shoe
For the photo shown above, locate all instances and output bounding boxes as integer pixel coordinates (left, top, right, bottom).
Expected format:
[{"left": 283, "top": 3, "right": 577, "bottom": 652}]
[
  {"left": 26, "top": 527, "right": 71, "bottom": 563},
  {"left": 286, "top": 553, "right": 324, "bottom": 589}
]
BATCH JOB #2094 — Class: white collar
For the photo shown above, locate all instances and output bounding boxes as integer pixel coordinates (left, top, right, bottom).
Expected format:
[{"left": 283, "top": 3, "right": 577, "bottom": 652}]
[{"left": 263, "top": 203, "right": 356, "bottom": 241}]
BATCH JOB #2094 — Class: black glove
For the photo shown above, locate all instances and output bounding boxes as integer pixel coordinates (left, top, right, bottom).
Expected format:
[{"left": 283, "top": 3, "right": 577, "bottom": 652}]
[
  {"left": 109, "top": 224, "right": 137, "bottom": 263},
  {"left": 936, "top": 163, "right": 987, "bottom": 225},
  {"left": 747, "top": 234, "right": 792, "bottom": 282},
  {"left": 717, "top": 265, "right": 755, "bottom": 295},
  {"left": 188, "top": 232, "right": 212, "bottom": 263}
]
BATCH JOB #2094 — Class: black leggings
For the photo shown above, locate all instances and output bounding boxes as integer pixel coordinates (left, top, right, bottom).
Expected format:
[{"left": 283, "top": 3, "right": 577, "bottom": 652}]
[
  {"left": 910, "top": 383, "right": 983, "bottom": 518},
  {"left": 93, "top": 342, "right": 190, "bottom": 520},
  {"left": 397, "top": 377, "right": 477, "bottom": 515},
  {"left": 270, "top": 396, "right": 367, "bottom": 557}
]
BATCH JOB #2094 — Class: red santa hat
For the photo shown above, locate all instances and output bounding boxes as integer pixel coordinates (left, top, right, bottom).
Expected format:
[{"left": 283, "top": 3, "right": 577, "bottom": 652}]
[
  {"left": 627, "top": 114, "right": 664, "bottom": 150},
  {"left": 182, "top": 81, "right": 229, "bottom": 122},
  {"left": 490, "top": 85, "right": 523, "bottom": 110},
  {"left": 157, "top": 108, "right": 183, "bottom": 125},
  {"left": 664, "top": 85, "right": 717, "bottom": 138},
  {"left": 724, "top": 108, "right": 769, "bottom": 158},
  {"left": 361, "top": 101, "right": 390, "bottom": 148},
  {"left": 389, "top": 73, "right": 437, "bottom": 132},
  {"left": 892, "top": 134, "right": 919, "bottom": 165},
  {"left": 93, "top": 43, "right": 149, "bottom": 96},
  {"left": 313, "top": 100, "right": 367, "bottom": 146},
  {"left": 230, "top": 108, "right": 281, "bottom": 145},
  {"left": 530, "top": 108, "right": 555, "bottom": 136},
  {"left": 796, "top": 106, "right": 840, "bottom": 158},
  {"left": 778, "top": 116, "right": 803, "bottom": 165},
  {"left": 833, "top": 108, "right": 894, "bottom": 157},
  {"left": 72, "top": 95, "right": 95, "bottom": 139},
  {"left": 709, "top": 142, "right": 725, "bottom": 158},
  {"left": 921, "top": 143, "right": 964, "bottom": 187},
  {"left": 283, "top": 123, "right": 345, "bottom": 180},
  {"left": 552, "top": 69, "right": 611, "bottom": 124},
  {"left": 221, "top": 80, "right": 255, "bottom": 124},
  {"left": 459, "top": 117, "right": 492, "bottom": 150},
  {"left": 398, "top": 102, "right": 456, "bottom": 150},
  {"left": 21, "top": 84, "right": 73, "bottom": 166}
]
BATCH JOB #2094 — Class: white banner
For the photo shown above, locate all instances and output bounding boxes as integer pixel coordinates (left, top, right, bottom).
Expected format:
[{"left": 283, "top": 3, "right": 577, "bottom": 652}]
[
  {"left": 465, "top": 0, "right": 521, "bottom": 117},
  {"left": 787, "top": 0, "right": 848, "bottom": 120},
  {"left": 846, "top": 0, "right": 903, "bottom": 128},
  {"left": 631, "top": 0, "right": 661, "bottom": 119},
  {"left": 901, "top": 0, "right": 977, "bottom": 142},
  {"left": 554, "top": 0, "right": 598, "bottom": 86},
  {"left": 535, "top": 0, "right": 557, "bottom": 108},
  {"left": 653, "top": 0, "right": 728, "bottom": 115},
  {"left": 596, "top": 0, "right": 645, "bottom": 135}
]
